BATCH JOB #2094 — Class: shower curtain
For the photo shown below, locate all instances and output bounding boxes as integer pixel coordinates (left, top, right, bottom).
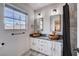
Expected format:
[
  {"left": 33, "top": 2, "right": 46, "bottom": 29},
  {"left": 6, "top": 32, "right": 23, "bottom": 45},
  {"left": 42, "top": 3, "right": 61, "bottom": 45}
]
[{"left": 63, "top": 3, "right": 72, "bottom": 56}]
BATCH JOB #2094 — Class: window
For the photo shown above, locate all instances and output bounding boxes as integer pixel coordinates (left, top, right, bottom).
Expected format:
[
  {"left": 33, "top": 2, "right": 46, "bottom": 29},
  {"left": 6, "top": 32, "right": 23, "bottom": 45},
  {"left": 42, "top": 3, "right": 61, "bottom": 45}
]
[{"left": 4, "top": 4, "right": 28, "bottom": 29}]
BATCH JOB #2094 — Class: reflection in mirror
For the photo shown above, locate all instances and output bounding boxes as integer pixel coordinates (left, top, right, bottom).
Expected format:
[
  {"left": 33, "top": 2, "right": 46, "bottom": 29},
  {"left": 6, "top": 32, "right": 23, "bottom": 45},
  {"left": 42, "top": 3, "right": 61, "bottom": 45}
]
[
  {"left": 39, "top": 18, "right": 43, "bottom": 31},
  {"left": 50, "top": 15, "right": 61, "bottom": 32},
  {"left": 34, "top": 18, "right": 43, "bottom": 32}
]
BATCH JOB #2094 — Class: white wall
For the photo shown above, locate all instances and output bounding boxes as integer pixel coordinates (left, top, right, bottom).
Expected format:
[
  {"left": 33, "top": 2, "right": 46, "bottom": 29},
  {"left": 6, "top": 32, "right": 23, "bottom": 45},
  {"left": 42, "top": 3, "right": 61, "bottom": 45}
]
[
  {"left": 0, "top": 3, "right": 34, "bottom": 56},
  {"left": 34, "top": 4, "right": 64, "bottom": 35}
]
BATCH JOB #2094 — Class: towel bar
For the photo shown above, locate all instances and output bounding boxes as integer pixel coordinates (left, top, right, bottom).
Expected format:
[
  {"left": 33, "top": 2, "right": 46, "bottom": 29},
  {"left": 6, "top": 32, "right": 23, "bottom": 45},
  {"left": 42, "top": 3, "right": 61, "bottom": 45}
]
[{"left": 11, "top": 32, "right": 25, "bottom": 35}]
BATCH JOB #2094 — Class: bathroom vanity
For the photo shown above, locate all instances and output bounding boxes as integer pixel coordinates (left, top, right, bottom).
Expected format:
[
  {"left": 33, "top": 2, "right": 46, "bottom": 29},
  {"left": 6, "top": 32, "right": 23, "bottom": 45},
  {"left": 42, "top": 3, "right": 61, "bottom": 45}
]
[
  {"left": 30, "top": 5, "right": 63, "bottom": 56},
  {"left": 30, "top": 37, "right": 63, "bottom": 56},
  {"left": 30, "top": 13, "right": 63, "bottom": 56}
]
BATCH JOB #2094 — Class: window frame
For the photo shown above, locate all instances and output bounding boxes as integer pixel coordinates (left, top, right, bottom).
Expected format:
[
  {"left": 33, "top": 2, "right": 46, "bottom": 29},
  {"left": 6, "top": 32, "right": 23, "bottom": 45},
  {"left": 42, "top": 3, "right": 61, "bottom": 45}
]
[{"left": 4, "top": 4, "right": 28, "bottom": 30}]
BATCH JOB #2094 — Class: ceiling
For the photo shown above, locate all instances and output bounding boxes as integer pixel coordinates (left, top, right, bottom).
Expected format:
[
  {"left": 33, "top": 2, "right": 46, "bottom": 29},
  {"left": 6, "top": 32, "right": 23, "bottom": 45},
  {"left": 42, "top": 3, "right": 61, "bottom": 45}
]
[{"left": 28, "top": 3, "right": 52, "bottom": 10}]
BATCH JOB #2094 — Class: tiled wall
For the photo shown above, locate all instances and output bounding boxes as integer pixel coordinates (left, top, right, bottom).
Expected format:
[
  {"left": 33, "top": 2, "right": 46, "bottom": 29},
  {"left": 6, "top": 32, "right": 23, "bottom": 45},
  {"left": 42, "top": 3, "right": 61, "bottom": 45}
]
[{"left": 69, "top": 3, "right": 77, "bottom": 56}]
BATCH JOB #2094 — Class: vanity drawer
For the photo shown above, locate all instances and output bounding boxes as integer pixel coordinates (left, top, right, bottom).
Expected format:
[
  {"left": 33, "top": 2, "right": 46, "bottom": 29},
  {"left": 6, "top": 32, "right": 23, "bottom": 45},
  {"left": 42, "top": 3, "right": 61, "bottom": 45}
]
[{"left": 37, "top": 39, "right": 52, "bottom": 47}]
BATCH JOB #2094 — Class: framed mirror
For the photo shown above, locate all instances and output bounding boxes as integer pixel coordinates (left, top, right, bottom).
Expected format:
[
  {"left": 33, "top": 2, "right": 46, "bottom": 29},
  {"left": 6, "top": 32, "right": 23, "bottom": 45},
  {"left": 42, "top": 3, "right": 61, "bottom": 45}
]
[
  {"left": 50, "top": 14, "right": 61, "bottom": 32},
  {"left": 34, "top": 18, "right": 43, "bottom": 32}
]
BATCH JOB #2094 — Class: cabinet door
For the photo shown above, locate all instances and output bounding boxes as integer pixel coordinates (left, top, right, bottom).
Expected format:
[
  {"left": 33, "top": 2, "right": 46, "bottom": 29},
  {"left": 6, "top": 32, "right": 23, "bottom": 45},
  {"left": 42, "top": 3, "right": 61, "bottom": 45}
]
[
  {"left": 56, "top": 42, "right": 63, "bottom": 56},
  {"left": 30, "top": 38, "right": 38, "bottom": 51},
  {"left": 37, "top": 39, "right": 52, "bottom": 55},
  {"left": 43, "top": 46, "right": 52, "bottom": 55},
  {"left": 53, "top": 42, "right": 63, "bottom": 56},
  {"left": 30, "top": 38, "right": 34, "bottom": 49},
  {"left": 44, "top": 42, "right": 52, "bottom": 55},
  {"left": 51, "top": 41, "right": 56, "bottom": 56}
]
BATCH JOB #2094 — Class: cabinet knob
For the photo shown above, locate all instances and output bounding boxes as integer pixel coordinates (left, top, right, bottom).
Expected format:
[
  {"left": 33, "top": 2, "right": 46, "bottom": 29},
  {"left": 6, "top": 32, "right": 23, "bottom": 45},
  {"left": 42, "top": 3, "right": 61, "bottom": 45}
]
[{"left": 11, "top": 33, "right": 14, "bottom": 35}]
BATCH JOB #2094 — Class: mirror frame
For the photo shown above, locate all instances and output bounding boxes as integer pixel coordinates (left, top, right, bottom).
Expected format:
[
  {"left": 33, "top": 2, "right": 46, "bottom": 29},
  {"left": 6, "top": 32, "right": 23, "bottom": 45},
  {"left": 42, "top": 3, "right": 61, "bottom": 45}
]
[{"left": 50, "top": 14, "right": 61, "bottom": 32}]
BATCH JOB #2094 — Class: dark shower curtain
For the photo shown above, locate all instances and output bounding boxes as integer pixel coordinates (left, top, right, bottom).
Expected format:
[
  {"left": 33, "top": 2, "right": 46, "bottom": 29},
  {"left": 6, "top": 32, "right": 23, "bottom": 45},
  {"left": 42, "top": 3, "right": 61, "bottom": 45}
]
[{"left": 63, "top": 3, "right": 72, "bottom": 56}]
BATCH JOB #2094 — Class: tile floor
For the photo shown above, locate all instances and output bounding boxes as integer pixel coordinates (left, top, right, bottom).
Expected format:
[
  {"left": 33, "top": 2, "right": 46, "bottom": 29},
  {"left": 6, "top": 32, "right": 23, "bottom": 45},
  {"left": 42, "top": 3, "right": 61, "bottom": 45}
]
[{"left": 22, "top": 49, "right": 47, "bottom": 56}]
